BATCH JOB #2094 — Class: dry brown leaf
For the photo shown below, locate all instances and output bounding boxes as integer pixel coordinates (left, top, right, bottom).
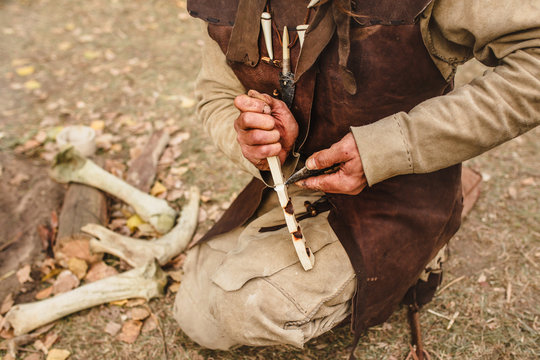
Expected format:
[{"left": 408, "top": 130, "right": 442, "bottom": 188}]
[
  {"left": 168, "top": 282, "right": 181, "bottom": 293},
  {"left": 16, "top": 264, "right": 32, "bottom": 284},
  {"left": 34, "top": 339, "right": 49, "bottom": 354},
  {"left": 104, "top": 321, "right": 122, "bottom": 336},
  {"left": 110, "top": 143, "right": 122, "bottom": 153},
  {"left": 508, "top": 186, "right": 518, "bottom": 200},
  {"left": 166, "top": 189, "right": 184, "bottom": 202},
  {"left": 43, "top": 332, "right": 59, "bottom": 350},
  {"left": 166, "top": 270, "right": 183, "bottom": 282},
  {"left": 35, "top": 286, "right": 53, "bottom": 300},
  {"left": 141, "top": 316, "right": 157, "bottom": 333},
  {"left": 58, "top": 239, "right": 102, "bottom": 264},
  {"left": 52, "top": 271, "right": 80, "bottom": 295},
  {"left": 46, "top": 348, "right": 71, "bottom": 360},
  {"left": 169, "top": 132, "right": 190, "bottom": 146},
  {"left": 521, "top": 177, "right": 536, "bottom": 186},
  {"left": 1, "top": 293, "right": 14, "bottom": 315},
  {"left": 41, "top": 268, "right": 62, "bottom": 282},
  {"left": 84, "top": 262, "right": 118, "bottom": 283},
  {"left": 24, "top": 353, "right": 42, "bottom": 360},
  {"left": 130, "top": 307, "right": 150, "bottom": 321},
  {"left": 9, "top": 173, "right": 30, "bottom": 186},
  {"left": 125, "top": 299, "right": 146, "bottom": 308},
  {"left": 116, "top": 320, "right": 142, "bottom": 343},
  {"left": 67, "top": 258, "right": 88, "bottom": 280}
]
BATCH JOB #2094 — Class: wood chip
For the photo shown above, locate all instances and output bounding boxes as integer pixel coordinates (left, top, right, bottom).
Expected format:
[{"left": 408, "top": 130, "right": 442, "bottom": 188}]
[
  {"left": 52, "top": 271, "right": 80, "bottom": 295},
  {"left": 104, "top": 321, "right": 122, "bottom": 336},
  {"left": 84, "top": 261, "right": 118, "bottom": 283},
  {"left": 35, "top": 286, "right": 53, "bottom": 300},
  {"left": 141, "top": 315, "right": 157, "bottom": 333},
  {"left": 46, "top": 348, "right": 71, "bottom": 360},
  {"left": 67, "top": 258, "right": 88, "bottom": 280},
  {"left": 130, "top": 307, "right": 150, "bottom": 321},
  {"left": 116, "top": 320, "right": 142, "bottom": 343},
  {"left": 16, "top": 264, "right": 32, "bottom": 284},
  {"left": 1, "top": 293, "right": 14, "bottom": 315}
]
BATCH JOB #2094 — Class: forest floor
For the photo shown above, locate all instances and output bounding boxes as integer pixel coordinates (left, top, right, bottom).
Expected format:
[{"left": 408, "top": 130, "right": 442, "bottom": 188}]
[{"left": 0, "top": 0, "right": 538, "bottom": 359}]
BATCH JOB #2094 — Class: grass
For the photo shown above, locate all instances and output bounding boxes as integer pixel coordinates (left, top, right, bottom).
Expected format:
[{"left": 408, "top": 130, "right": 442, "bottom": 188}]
[{"left": 0, "top": 0, "right": 538, "bottom": 359}]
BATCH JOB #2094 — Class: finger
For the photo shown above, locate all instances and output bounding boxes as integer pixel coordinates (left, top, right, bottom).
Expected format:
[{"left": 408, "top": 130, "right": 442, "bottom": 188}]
[
  {"left": 237, "top": 129, "right": 280, "bottom": 146},
  {"left": 297, "top": 172, "right": 364, "bottom": 195},
  {"left": 241, "top": 143, "right": 282, "bottom": 160},
  {"left": 248, "top": 89, "right": 291, "bottom": 116},
  {"left": 235, "top": 112, "right": 275, "bottom": 131},
  {"left": 234, "top": 94, "right": 271, "bottom": 114},
  {"left": 306, "top": 147, "right": 347, "bottom": 170}
]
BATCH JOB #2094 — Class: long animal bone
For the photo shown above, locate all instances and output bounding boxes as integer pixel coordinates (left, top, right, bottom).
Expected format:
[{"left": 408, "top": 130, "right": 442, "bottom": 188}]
[
  {"left": 84, "top": 186, "right": 200, "bottom": 267},
  {"left": 4, "top": 260, "right": 167, "bottom": 336},
  {"left": 50, "top": 147, "right": 177, "bottom": 233},
  {"left": 267, "top": 157, "right": 315, "bottom": 271}
]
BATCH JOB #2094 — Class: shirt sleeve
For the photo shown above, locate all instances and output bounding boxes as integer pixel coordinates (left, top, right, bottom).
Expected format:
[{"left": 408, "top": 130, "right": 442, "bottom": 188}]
[
  {"left": 352, "top": 0, "right": 540, "bottom": 186},
  {"left": 195, "top": 23, "right": 262, "bottom": 179}
]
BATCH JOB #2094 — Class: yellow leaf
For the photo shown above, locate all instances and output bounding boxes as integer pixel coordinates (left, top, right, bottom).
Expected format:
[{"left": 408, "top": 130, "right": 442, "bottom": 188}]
[
  {"left": 83, "top": 50, "right": 101, "bottom": 60},
  {"left": 150, "top": 181, "right": 167, "bottom": 196},
  {"left": 126, "top": 214, "right": 144, "bottom": 232},
  {"left": 15, "top": 65, "right": 35, "bottom": 76},
  {"left": 109, "top": 299, "right": 128, "bottom": 306},
  {"left": 58, "top": 41, "right": 72, "bottom": 51},
  {"left": 24, "top": 80, "right": 41, "bottom": 90},
  {"left": 46, "top": 348, "right": 70, "bottom": 360},
  {"left": 90, "top": 120, "right": 105, "bottom": 131}
]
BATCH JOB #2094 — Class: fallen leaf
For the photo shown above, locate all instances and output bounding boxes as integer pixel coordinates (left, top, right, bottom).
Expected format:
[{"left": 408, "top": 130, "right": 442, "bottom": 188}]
[
  {"left": 43, "top": 331, "right": 59, "bottom": 350},
  {"left": 110, "top": 299, "right": 128, "bottom": 306},
  {"left": 126, "top": 214, "right": 144, "bottom": 232},
  {"left": 110, "top": 143, "right": 122, "bottom": 153},
  {"left": 166, "top": 270, "right": 183, "bottom": 282},
  {"left": 34, "top": 339, "right": 49, "bottom": 354},
  {"left": 508, "top": 186, "right": 518, "bottom": 200},
  {"left": 41, "top": 268, "right": 62, "bottom": 282},
  {"left": 9, "top": 173, "right": 30, "bottom": 186},
  {"left": 83, "top": 50, "right": 101, "bottom": 60},
  {"left": 0, "top": 327, "right": 14, "bottom": 339},
  {"left": 15, "top": 65, "right": 35, "bottom": 76},
  {"left": 46, "top": 348, "right": 70, "bottom": 360},
  {"left": 166, "top": 189, "right": 184, "bottom": 202},
  {"left": 35, "top": 286, "right": 53, "bottom": 300},
  {"left": 104, "top": 321, "right": 122, "bottom": 336},
  {"left": 67, "top": 258, "right": 88, "bottom": 280},
  {"left": 3, "top": 354, "right": 16, "bottom": 360},
  {"left": 130, "top": 307, "right": 150, "bottom": 321},
  {"left": 169, "top": 132, "right": 190, "bottom": 146},
  {"left": 84, "top": 262, "right": 118, "bottom": 283},
  {"left": 477, "top": 273, "right": 487, "bottom": 283},
  {"left": 24, "top": 80, "right": 41, "bottom": 90},
  {"left": 24, "top": 353, "right": 42, "bottom": 360},
  {"left": 16, "top": 264, "right": 32, "bottom": 284},
  {"left": 168, "top": 282, "right": 181, "bottom": 293},
  {"left": 90, "top": 120, "right": 105, "bottom": 131},
  {"left": 180, "top": 97, "right": 195, "bottom": 108},
  {"left": 52, "top": 271, "right": 80, "bottom": 295},
  {"left": 58, "top": 239, "right": 102, "bottom": 264},
  {"left": 150, "top": 181, "right": 167, "bottom": 196},
  {"left": 141, "top": 316, "right": 157, "bottom": 333},
  {"left": 521, "top": 177, "right": 536, "bottom": 186},
  {"left": 58, "top": 41, "right": 71, "bottom": 51},
  {"left": 104, "top": 159, "right": 126, "bottom": 178},
  {"left": 1, "top": 293, "right": 14, "bottom": 315},
  {"left": 116, "top": 320, "right": 142, "bottom": 343},
  {"left": 125, "top": 298, "right": 146, "bottom": 307}
]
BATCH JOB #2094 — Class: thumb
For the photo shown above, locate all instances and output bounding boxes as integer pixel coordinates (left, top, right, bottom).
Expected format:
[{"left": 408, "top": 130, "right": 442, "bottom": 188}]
[{"left": 306, "top": 147, "right": 343, "bottom": 170}]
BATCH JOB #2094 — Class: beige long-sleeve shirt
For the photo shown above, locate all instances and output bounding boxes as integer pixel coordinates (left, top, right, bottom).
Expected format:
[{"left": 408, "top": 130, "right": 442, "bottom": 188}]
[{"left": 196, "top": 0, "right": 540, "bottom": 186}]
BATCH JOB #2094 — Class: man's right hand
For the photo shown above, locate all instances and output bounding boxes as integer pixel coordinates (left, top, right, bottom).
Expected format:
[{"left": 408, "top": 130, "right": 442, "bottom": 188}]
[{"left": 234, "top": 89, "right": 298, "bottom": 171}]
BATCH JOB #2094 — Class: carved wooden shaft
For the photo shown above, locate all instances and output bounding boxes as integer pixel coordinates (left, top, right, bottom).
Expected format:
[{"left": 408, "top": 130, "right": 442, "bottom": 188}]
[{"left": 267, "top": 156, "right": 314, "bottom": 271}]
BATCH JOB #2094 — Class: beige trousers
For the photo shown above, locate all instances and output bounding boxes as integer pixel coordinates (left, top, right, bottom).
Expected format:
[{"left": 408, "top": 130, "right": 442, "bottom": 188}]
[{"left": 173, "top": 187, "right": 356, "bottom": 350}]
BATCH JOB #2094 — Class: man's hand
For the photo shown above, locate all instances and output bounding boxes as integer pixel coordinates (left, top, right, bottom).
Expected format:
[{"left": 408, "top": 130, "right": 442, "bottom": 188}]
[
  {"left": 234, "top": 90, "right": 298, "bottom": 171},
  {"left": 297, "top": 133, "right": 367, "bottom": 195}
]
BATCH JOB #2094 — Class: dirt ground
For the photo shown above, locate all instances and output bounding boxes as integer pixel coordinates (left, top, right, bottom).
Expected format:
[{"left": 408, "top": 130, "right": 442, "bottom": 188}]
[{"left": 1, "top": 0, "right": 539, "bottom": 359}]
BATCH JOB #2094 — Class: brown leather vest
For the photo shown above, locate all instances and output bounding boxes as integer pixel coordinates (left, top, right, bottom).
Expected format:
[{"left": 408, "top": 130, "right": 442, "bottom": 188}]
[{"left": 188, "top": 0, "right": 463, "bottom": 336}]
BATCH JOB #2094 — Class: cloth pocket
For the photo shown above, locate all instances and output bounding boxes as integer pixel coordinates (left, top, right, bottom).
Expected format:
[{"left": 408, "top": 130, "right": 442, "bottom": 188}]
[{"left": 211, "top": 195, "right": 339, "bottom": 292}]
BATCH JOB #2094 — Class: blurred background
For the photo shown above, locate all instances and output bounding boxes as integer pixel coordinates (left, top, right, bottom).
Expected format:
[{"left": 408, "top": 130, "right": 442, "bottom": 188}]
[{"left": 0, "top": 0, "right": 538, "bottom": 359}]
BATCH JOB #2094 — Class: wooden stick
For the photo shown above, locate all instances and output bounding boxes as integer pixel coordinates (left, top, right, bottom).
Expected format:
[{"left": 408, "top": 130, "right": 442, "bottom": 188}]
[{"left": 267, "top": 156, "right": 314, "bottom": 271}]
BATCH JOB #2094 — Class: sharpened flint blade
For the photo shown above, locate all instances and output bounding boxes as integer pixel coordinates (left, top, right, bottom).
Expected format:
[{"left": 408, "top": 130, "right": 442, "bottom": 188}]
[
  {"left": 279, "top": 72, "right": 295, "bottom": 109},
  {"left": 285, "top": 163, "right": 342, "bottom": 185}
]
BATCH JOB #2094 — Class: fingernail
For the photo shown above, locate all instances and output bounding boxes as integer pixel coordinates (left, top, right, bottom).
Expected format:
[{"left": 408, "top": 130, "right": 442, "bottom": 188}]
[
  {"left": 263, "top": 105, "right": 271, "bottom": 114},
  {"left": 306, "top": 158, "right": 316, "bottom": 170},
  {"left": 296, "top": 181, "right": 306, "bottom": 188}
]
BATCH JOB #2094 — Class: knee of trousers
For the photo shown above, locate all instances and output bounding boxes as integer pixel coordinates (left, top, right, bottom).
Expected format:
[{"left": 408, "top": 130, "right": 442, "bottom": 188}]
[{"left": 173, "top": 272, "right": 306, "bottom": 350}]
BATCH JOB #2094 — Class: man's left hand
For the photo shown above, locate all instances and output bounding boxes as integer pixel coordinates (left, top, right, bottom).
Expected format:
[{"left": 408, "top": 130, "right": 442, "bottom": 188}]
[{"left": 296, "top": 133, "right": 367, "bottom": 195}]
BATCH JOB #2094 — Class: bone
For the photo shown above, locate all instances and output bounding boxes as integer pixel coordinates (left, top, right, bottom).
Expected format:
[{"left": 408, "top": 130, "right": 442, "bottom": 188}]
[
  {"left": 296, "top": 24, "right": 309, "bottom": 48},
  {"left": 4, "top": 260, "right": 166, "bottom": 335},
  {"left": 85, "top": 187, "right": 200, "bottom": 267},
  {"left": 267, "top": 156, "right": 314, "bottom": 271},
  {"left": 261, "top": 12, "right": 273, "bottom": 60},
  {"left": 50, "top": 147, "right": 177, "bottom": 233}
]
